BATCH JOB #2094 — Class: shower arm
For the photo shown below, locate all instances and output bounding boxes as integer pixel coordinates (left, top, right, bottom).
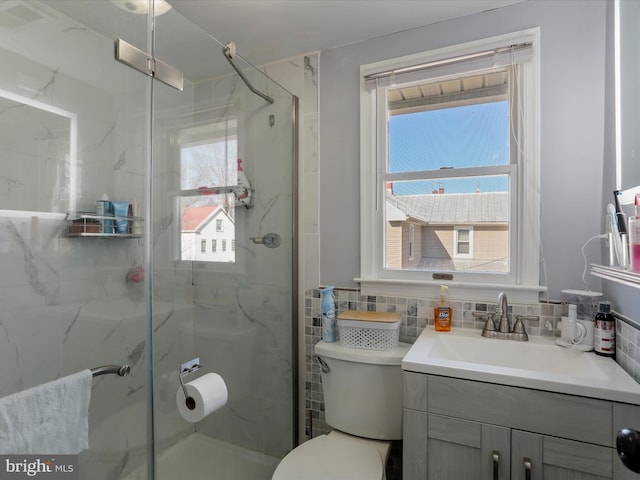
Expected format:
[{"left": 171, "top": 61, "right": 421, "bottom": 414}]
[{"left": 222, "top": 42, "right": 274, "bottom": 104}]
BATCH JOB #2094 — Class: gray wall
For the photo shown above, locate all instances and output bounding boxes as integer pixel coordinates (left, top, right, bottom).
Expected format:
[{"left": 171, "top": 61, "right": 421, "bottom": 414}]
[
  {"left": 601, "top": 1, "right": 640, "bottom": 323},
  {"left": 319, "top": 0, "right": 607, "bottom": 301}
]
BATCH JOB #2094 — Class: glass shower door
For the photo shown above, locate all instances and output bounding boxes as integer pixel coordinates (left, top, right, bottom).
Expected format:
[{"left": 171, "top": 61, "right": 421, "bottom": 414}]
[
  {"left": 150, "top": 6, "right": 297, "bottom": 479},
  {"left": 0, "top": 1, "right": 153, "bottom": 478}
]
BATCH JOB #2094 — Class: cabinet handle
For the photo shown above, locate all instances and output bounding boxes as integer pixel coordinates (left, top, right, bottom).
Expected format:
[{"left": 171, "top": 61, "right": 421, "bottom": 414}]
[
  {"left": 492, "top": 450, "right": 500, "bottom": 480},
  {"left": 524, "top": 457, "right": 532, "bottom": 480}
]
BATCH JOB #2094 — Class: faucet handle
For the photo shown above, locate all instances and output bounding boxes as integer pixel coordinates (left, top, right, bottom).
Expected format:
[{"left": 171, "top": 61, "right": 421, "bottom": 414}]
[
  {"left": 474, "top": 312, "right": 498, "bottom": 338},
  {"left": 483, "top": 316, "right": 498, "bottom": 335},
  {"left": 511, "top": 315, "right": 535, "bottom": 341}
]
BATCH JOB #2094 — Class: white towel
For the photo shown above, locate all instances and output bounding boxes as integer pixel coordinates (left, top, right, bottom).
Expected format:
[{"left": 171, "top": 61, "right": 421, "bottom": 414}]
[{"left": 0, "top": 369, "right": 92, "bottom": 454}]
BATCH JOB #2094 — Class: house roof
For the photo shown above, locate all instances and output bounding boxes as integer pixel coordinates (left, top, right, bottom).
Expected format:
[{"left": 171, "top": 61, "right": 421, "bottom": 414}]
[
  {"left": 387, "top": 191, "right": 508, "bottom": 225},
  {"left": 181, "top": 205, "right": 219, "bottom": 231}
]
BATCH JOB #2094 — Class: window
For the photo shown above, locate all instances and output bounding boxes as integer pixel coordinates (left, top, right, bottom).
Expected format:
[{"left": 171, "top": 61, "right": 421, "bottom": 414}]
[
  {"left": 454, "top": 227, "right": 473, "bottom": 258},
  {"left": 200, "top": 239, "right": 206, "bottom": 253},
  {"left": 222, "top": 239, "right": 227, "bottom": 252},
  {"left": 360, "top": 30, "right": 542, "bottom": 302},
  {"left": 177, "top": 120, "right": 237, "bottom": 263}
]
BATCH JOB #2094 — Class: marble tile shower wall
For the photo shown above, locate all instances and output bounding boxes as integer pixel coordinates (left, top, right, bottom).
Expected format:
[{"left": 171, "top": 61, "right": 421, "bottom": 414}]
[{"left": 304, "top": 287, "right": 640, "bottom": 439}]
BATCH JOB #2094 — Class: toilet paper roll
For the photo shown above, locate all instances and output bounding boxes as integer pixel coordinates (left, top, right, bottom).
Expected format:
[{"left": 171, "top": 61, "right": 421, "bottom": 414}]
[{"left": 176, "top": 373, "right": 228, "bottom": 423}]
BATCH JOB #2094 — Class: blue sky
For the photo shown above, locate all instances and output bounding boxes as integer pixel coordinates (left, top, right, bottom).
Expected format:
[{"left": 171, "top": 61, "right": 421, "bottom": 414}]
[{"left": 388, "top": 101, "right": 509, "bottom": 195}]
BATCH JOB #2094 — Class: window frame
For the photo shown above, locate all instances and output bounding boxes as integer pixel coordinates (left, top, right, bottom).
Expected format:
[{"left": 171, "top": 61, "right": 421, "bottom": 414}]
[
  {"left": 358, "top": 29, "right": 543, "bottom": 303},
  {"left": 173, "top": 115, "right": 244, "bottom": 272},
  {"left": 454, "top": 226, "right": 473, "bottom": 259}
]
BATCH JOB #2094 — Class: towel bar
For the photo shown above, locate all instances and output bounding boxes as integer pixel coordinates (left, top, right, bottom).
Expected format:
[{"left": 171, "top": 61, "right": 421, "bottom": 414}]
[{"left": 91, "top": 364, "right": 131, "bottom": 377}]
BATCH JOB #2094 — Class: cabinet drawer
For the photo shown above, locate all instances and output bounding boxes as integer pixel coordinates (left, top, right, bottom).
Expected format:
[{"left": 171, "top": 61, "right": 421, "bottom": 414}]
[
  {"left": 614, "top": 402, "right": 640, "bottom": 446},
  {"left": 428, "top": 376, "right": 612, "bottom": 446},
  {"left": 543, "top": 435, "right": 612, "bottom": 478},
  {"left": 512, "top": 430, "right": 614, "bottom": 480}
]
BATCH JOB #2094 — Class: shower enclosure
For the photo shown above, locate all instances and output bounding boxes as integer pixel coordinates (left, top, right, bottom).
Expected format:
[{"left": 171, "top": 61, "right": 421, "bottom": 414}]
[{"left": 0, "top": 1, "right": 297, "bottom": 479}]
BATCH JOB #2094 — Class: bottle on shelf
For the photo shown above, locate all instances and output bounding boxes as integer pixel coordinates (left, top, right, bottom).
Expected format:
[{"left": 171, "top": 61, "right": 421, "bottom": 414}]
[
  {"left": 96, "top": 193, "right": 113, "bottom": 234},
  {"left": 628, "top": 194, "right": 640, "bottom": 273},
  {"left": 236, "top": 159, "right": 252, "bottom": 207}
]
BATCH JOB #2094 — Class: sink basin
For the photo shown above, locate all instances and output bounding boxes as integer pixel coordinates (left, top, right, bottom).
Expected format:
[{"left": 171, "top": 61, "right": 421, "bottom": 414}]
[
  {"left": 425, "top": 330, "right": 608, "bottom": 379},
  {"left": 402, "top": 327, "right": 640, "bottom": 403}
]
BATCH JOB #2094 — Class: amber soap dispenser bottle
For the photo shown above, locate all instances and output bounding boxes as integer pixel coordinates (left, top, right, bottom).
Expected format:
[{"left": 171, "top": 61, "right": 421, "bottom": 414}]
[{"left": 434, "top": 285, "right": 452, "bottom": 332}]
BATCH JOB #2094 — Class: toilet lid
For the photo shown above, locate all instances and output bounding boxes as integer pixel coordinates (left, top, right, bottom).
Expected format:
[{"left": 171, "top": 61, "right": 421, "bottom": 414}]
[{"left": 271, "top": 434, "right": 384, "bottom": 480}]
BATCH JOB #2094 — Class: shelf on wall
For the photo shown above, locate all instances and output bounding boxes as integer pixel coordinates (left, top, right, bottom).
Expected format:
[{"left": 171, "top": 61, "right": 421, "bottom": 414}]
[
  {"left": 64, "top": 212, "right": 143, "bottom": 238},
  {"left": 591, "top": 264, "right": 640, "bottom": 289}
]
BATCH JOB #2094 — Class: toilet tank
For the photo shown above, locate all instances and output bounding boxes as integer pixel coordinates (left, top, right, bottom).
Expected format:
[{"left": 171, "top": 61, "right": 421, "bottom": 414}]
[{"left": 314, "top": 341, "right": 411, "bottom": 440}]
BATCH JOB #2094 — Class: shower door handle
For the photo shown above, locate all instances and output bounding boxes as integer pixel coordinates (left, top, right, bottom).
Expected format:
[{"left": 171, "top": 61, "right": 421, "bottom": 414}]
[{"left": 250, "top": 233, "right": 281, "bottom": 248}]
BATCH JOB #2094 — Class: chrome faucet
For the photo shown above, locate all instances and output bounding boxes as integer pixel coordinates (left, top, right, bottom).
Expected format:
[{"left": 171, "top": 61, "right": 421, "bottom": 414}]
[
  {"left": 496, "top": 291, "right": 510, "bottom": 333},
  {"left": 474, "top": 291, "right": 530, "bottom": 341}
]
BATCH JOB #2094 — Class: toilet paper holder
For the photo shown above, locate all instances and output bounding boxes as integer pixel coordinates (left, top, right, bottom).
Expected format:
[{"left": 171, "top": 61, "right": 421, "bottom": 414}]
[{"left": 179, "top": 357, "right": 202, "bottom": 410}]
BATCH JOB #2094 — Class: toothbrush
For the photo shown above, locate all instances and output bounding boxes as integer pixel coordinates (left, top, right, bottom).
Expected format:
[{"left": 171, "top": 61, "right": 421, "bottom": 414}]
[
  {"left": 608, "top": 203, "right": 624, "bottom": 267},
  {"left": 614, "top": 190, "right": 628, "bottom": 234}
]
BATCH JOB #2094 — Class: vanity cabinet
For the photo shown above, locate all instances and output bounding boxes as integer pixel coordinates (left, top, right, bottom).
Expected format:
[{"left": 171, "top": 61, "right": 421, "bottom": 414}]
[
  {"left": 403, "top": 372, "right": 640, "bottom": 480},
  {"left": 417, "top": 412, "right": 511, "bottom": 478}
]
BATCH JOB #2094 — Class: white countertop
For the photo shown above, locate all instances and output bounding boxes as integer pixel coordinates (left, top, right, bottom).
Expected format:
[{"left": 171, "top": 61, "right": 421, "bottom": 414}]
[{"left": 402, "top": 327, "right": 640, "bottom": 404}]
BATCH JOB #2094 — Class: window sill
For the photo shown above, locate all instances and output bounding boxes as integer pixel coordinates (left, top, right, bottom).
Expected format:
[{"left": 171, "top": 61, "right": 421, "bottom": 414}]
[
  {"left": 355, "top": 277, "right": 546, "bottom": 304},
  {"left": 591, "top": 264, "right": 640, "bottom": 289}
]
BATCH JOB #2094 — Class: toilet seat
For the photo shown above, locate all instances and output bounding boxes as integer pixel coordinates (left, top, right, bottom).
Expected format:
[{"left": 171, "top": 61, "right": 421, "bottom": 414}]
[{"left": 271, "top": 433, "right": 385, "bottom": 480}]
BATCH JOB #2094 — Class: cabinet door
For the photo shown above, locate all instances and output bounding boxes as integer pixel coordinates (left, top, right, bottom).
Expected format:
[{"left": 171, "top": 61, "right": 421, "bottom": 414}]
[
  {"left": 426, "top": 414, "right": 510, "bottom": 480},
  {"left": 512, "top": 430, "right": 614, "bottom": 480}
]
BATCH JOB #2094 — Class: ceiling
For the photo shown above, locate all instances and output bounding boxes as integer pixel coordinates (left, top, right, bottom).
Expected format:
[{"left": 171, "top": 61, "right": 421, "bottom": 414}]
[{"left": 167, "top": 0, "right": 527, "bottom": 67}]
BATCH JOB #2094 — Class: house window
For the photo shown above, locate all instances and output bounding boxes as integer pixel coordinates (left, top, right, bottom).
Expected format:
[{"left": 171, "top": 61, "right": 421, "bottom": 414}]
[
  {"left": 200, "top": 239, "right": 206, "bottom": 253},
  {"left": 177, "top": 119, "right": 237, "bottom": 263},
  {"left": 454, "top": 227, "right": 473, "bottom": 258},
  {"left": 360, "top": 29, "right": 541, "bottom": 301},
  {"left": 212, "top": 239, "right": 217, "bottom": 252},
  {"left": 222, "top": 239, "right": 227, "bottom": 252}
]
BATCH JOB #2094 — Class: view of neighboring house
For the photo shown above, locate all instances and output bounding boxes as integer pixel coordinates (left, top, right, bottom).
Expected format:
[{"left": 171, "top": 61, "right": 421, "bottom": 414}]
[
  {"left": 385, "top": 188, "right": 509, "bottom": 272},
  {"left": 181, "top": 205, "right": 235, "bottom": 262}
]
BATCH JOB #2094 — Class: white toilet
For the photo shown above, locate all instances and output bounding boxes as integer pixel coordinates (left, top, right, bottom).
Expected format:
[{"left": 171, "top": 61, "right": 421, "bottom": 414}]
[{"left": 272, "top": 339, "right": 411, "bottom": 480}]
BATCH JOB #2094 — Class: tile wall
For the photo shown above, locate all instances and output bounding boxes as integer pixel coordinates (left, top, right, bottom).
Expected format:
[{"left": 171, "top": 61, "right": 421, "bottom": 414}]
[{"left": 617, "top": 318, "right": 640, "bottom": 382}]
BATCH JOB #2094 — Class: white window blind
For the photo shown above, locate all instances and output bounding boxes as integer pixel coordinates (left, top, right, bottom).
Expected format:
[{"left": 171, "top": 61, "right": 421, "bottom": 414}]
[{"left": 363, "top": 41, "right": 534, "bottom": 90}]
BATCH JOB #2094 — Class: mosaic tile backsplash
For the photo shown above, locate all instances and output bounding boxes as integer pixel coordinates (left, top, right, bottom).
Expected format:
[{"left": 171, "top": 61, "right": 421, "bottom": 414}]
[{"left": 303, "top": 287, "right": 640, "bottom": 480}]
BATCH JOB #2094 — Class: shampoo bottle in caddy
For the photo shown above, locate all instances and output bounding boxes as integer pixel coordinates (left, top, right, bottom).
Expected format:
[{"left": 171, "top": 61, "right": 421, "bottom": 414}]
[
  {"left": 321, "top": 286, "right": 336, "bottom": 343},
  {"left": 96, "top": 193, "right": 112, "bottom": 234}
]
